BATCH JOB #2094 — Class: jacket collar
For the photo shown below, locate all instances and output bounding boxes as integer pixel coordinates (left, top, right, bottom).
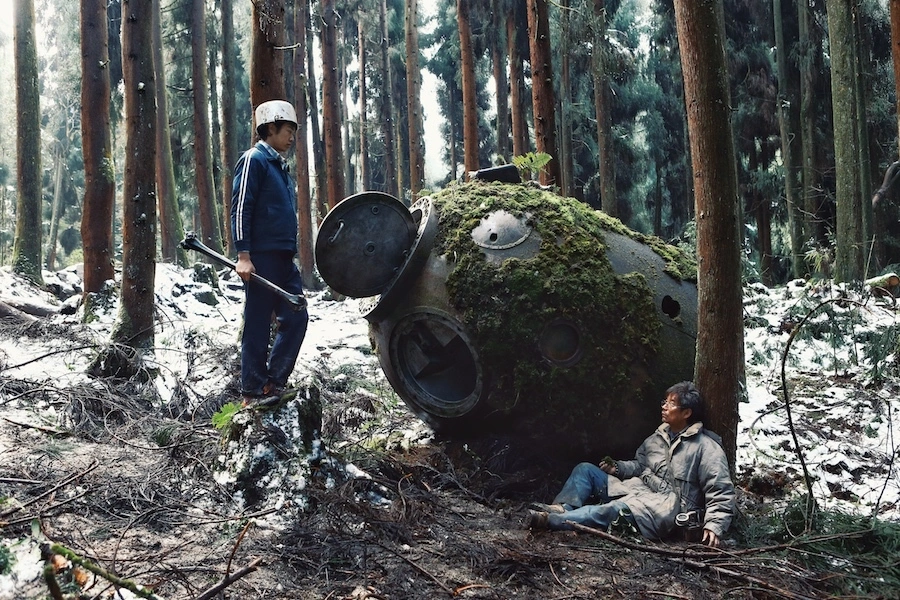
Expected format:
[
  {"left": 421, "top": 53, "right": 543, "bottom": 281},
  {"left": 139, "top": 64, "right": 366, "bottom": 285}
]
[
  {"left": 255, "top": 140, "right": 281, "bottom": 162},
  {"left": 657, "top": 421, "right": 704, "bottom": 439}
]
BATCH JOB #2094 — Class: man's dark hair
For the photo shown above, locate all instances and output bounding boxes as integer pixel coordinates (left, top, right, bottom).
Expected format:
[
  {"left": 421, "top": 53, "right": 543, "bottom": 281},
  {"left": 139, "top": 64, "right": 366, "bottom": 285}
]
[
  {"left": 667, "top": 381, "right": 703, "bottom": 424},
  {"left": 256, "top": 120, "right": 293, "bottom": 140}
]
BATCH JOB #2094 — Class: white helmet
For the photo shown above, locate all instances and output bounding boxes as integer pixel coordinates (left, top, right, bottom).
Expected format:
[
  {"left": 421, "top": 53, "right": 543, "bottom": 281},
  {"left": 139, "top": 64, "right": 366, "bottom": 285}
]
[{"left": 255, "top": 99, "right": 298, "bottom": 127}]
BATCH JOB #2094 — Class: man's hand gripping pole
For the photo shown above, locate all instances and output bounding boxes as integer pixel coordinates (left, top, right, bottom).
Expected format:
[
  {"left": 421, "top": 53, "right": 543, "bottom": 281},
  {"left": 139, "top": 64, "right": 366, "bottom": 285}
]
[{"left": 179, "top": 232, "right": 307, "bottom": 312}]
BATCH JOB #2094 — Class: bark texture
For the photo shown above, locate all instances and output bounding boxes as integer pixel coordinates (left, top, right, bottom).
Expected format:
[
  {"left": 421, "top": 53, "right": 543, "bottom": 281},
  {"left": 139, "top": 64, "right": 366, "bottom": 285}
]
[
  {"left": 673, "top": 0, "right": 743, "bottom": 467},
  {"left": 114, "top": 0, "right": 158, "bottom": 350},
  {"left": 13, "top": 0, "right": 43, "bottom": 284},
  {"left": 80, "top": 0, "right": 116, "bottom": 297},
  {"left": 526, "top": 0, "right": 560, "bottom": 186}
]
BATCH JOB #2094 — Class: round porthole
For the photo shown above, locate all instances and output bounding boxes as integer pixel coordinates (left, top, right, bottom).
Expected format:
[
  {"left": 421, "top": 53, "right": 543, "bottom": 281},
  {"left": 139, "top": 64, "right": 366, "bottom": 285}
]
[
  {"left": 388, "top": 310, "right": 483, "bottom": 418},
  {"left": 538, "top": 319, "right": 583, "bottom": 367}
]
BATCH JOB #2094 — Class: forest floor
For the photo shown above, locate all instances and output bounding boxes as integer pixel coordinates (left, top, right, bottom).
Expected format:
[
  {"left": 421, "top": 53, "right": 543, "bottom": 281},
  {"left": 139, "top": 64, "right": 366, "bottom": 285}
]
[{"left": 1, "top": 265, "right": 899, "bottom": 599}]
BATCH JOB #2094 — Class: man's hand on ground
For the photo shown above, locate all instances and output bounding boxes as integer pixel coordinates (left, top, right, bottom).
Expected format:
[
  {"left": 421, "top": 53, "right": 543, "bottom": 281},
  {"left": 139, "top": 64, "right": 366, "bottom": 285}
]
[{"left": 702, "top": 529, "right": 720, "bottom": 547}]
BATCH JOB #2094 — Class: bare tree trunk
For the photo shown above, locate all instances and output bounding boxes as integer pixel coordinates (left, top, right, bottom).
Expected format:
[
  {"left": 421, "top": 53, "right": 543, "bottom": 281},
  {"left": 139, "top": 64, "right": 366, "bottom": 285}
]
[
  {"left": 46, "top": 143, "right": 64, "bottom": 270},
  {"left": 358, "top": 11, "right": 370, "bottom": 190},
  {"left": 113, "top": 0, "right": 157, "bottom": 350},
  {"left": 673, "top": 0, "right": 744, "bottom": 467},
  {"left": 827, "top": 0, "right": 864, "bottom": 282},
  {"left": 13, "top": 0, "right": 43, "bottom": 284},
  {"left": 593, "top": 0, "right": 616, "bottom": 216},
  {"left": 774, "top": 0, "right": 803, "bottom": 279},
  {"left": 154, "top": 0, "right": 187, "bottom": 265},
  {"left": 892, "top": 0, "right": 900, "bottom": 158},
  {"left": 559, "top": 0, "right": 572, "bottom": 197},
  {"left": 342, "top": 48, "right": 353, "bottom": 197},
  {"left": 492, "top": 0, "right": 510, "bottom": 162},
  {"left": 799, "top": 0, "right": 825, "bottom": 249},
  {"left": 80, "top": 0, "right": 115, "bottom": 299},
  {"left": 380, "top": 0, "right": 398, "bottom": 197},
  {"left": 458, "top": 0, "right": 479, "bottom": 175},
  {"left": 192, "top": 0, "right": 223, "bottom": 254},
  {"left": 406, "top": 0, "right": 424, "bottom": 196},
  {"left": 294, "top": 0, "right": 315, "bottom": 285},
  {"left": 507, "top": 7, "right": 528, "bottom": 157},
  {"left": 251, "top": 0, "right": 287, "bottom": 107},
  {"left": 526, "top": 0, "right": 560, "bottom": 186},
  {"left": 853, "top": 7, "right": 874, "bottom": 272},
  {"left": 304, "top": 2, "right": 327, "bottom": 221},
  {"left": 221, "top": 0, "right": 237, "bottom": 252},
  {"left": 321, "top": 0, "right": 345, "bottom": 209}
]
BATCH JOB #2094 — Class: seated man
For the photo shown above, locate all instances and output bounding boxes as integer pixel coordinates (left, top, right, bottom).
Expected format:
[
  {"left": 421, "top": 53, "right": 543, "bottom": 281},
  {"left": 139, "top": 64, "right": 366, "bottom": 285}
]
[{"left": 527, "top": 381, "right": 735, "bottom": 547}]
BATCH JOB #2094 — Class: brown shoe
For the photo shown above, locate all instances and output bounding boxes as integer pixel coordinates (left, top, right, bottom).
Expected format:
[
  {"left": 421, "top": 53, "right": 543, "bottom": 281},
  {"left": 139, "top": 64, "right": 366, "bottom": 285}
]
[
  {"left": 529, "top": 502, "right": 565, "bottom": 514},
  {"left": 526, "top": 510, "right": 549, "bottom": 530}
]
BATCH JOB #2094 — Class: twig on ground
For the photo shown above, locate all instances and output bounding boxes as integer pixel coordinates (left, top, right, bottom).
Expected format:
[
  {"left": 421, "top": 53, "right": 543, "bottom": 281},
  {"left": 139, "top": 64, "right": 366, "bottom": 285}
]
[
  {"left": 225, "top": 520, "right": 254, "bottom": 578},
  {"left": 375, "top": 541, "right": 455, "bottom": 596},
  {"left": 0, "top": 460, "right": 98, "bottom": 520},
  {"left": 1, "top": 416, "right": 69, "bottom": 437},
  {"left": 192, "top": 557, "right": 262, "bottom": 600}
]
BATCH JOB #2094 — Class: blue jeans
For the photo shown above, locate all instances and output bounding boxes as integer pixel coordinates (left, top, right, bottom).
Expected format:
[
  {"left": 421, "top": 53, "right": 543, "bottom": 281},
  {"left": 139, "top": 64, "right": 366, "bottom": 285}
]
[
  {"left": 547, "top": 462, "right": 635, "bottom": 531},
  {"left": 241, "top": 251, "right": 308, "bottom": 395}
]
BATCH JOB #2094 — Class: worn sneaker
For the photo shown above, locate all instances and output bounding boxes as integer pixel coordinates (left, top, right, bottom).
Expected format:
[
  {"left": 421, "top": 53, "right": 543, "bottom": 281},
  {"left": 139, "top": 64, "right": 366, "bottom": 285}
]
[
  {"left": 262, "top": 381, "right": 285, "bottom": 396},
  {"left": 529, "top": 502, "right": 565, "bottom": 514},
  {"left": 526, "top": 510, "right": 550, "bottom": 530}
]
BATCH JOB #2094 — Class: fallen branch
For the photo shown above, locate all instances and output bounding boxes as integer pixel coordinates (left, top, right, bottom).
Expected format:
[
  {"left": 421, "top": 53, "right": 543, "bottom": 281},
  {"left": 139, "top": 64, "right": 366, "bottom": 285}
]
[
  {"left": 567, "top": 523, "right": 829, "bottom": 600},
  {"left": 49, "top": 543, "right": 161, "bottom": 600},
  {"left": 376, "top": 541, "right": 454, "bottom": 596},
  {"left": 1, "top": 416, "right": 69, "bottom": 437},
  {"left": 0, "top": 460, "right": 98, "bottom": 520},
  {"left": 192, "top": 557, "right": 262, "bottom": 600}
]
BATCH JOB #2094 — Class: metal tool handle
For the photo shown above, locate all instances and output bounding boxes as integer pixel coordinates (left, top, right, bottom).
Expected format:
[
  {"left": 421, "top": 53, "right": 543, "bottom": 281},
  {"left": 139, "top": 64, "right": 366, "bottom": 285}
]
[{"left": 179, "top": 232, "right": 307, "bottom": 312}]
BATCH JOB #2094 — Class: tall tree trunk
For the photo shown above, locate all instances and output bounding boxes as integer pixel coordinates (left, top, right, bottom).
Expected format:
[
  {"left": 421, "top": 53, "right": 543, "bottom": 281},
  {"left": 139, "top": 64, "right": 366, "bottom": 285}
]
[
  {"left": 458, "top": 0, "right": 479, "bottom": 175},
  {"left": 208, "top": 25, "right": 223, "bottom": 240},
  {"left": 507, "top": 7, "right": 528, "bottom": 157},
  {"left": 294, "top": 0, "right": 315, "bottom": 286},
  {"left": 153, "top": 0, "right": 187, "bottom": 265},
  {"left": 80, "top": 0, "right": 115, "bottom": 300},
  {"left": 673, "top": 0, "right": 744, "bottom": 468},
  {"left": 341, "top": 45, "right": 353, "bottom": 197},
  {"left": 853, "top": 6, "right": 874, "bottom": 272},
  {"left": 827, "top": 0, "right": 864, "bottom": 282},
  {"left": 113, "top": 0, "right": 157, "bottom": 350},
  {"left": 406, "top": 0, "right": 424, "bottom": 196},
  {"left": 13, "top": 0, "right": 43, "bottom": 284},
  {"left": 46, "top": 143, "right": 65, "bottom": 270},
  {"left": 304, "top": 2, "right": 327, "bottom": 221},
  {"left": 358, "top": 12, "right": 370, "bottom": 190},
  {"left": 492, "top": 0, "right": 510, "bottom": 162},
  {"left": 593, "top": 0, "right": 616, "bottom": 215},
  {"left": 774, "top": 0, "right": 803, "bottom": 280},
  {"left": 221, "top": 0, "right": 237, "bottom": 253},
  {"left": 192, "top": 0, "right": 223, "bottom": 254},
  {"left": 321, "top": 0, "right": 345, "bottom": 209},
  {"left": 892, "top": 0, "right": 900, "bottom": 158},
  {"left": 251, "top": 0, "right": 287, "bottom": 107},
  {"left": 799, "top": 0, "right": 825, "bottom": 251},
  {"left": 526, "top": 0, "right": 560, "bottom": 186},
  {"left": 379, "top": 0, "right": 398, "bottom": 197},
  {"left": 559, "top": 0, "right": 572, "bottom": 197}
]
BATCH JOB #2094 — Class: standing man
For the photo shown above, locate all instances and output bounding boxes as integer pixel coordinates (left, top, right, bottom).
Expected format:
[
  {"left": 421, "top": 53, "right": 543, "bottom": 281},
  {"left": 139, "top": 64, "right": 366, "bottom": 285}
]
[
  {"left": 527, "top": 381, "right": 735, "bottom": 547},
  {"left": 231, "top": 100, "right": 308, "bottom": 403}
]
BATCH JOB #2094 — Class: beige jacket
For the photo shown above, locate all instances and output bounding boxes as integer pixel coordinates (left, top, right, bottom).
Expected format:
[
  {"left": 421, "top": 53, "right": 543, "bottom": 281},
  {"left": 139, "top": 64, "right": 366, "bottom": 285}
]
[{"left": 608, "top": 421, "right": 735, "bottom": 540}]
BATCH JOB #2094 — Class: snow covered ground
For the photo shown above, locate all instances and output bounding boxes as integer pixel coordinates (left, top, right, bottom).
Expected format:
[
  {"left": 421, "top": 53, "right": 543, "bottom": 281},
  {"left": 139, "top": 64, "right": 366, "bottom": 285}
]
[{"left": 1, "top": 263, "right": 898, "bottom": 521}]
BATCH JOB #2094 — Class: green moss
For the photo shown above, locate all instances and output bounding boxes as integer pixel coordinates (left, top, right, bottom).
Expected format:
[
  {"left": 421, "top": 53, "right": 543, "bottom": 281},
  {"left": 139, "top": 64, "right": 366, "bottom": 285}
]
[{"left": 427, "top": 181, "right": 692, "bottom": 440}]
